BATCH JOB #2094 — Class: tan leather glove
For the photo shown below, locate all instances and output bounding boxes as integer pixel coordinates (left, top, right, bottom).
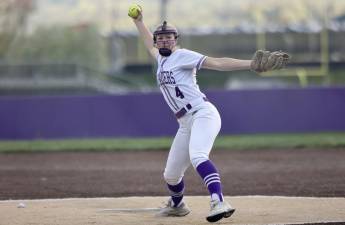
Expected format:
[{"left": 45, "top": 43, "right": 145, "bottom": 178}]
[{"left": 251, "top": 50, "right": 290, "bottom": 73}]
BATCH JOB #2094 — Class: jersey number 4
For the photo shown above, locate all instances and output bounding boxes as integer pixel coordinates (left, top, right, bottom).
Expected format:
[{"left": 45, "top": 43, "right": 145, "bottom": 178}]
[{"left": 175, "top": 86, "right": 185, "bottom": 99}]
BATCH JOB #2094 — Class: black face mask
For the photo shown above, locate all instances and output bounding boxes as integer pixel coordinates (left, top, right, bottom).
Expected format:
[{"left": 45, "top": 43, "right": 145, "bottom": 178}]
[{"left": 159, "top": 48, "right": 172, "bottom": 57}]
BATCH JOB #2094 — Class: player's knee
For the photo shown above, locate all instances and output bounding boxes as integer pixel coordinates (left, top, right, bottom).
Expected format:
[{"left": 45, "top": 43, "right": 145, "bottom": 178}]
[
  {"left": 190, "top": 153, "right": 209, "bottom": 169},
  {"left": 163, "top": 170, "right": 183, "bottom": 185}
]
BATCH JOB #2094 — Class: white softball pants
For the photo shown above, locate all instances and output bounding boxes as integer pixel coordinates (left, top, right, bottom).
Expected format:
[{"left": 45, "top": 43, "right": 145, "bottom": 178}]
[{"left": 163, "top": 101, "right": 222, "bottom": 185}]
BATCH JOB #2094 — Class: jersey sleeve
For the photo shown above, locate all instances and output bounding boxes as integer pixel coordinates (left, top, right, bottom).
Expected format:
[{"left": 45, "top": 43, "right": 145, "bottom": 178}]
[{"left": 178, "top": 49, "right": 207, "bottom": 70}]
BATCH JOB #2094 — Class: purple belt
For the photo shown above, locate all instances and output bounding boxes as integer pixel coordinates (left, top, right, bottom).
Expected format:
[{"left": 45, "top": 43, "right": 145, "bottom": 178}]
[{"left": 175, "top": 97, "right": 209, "bottom": 119}]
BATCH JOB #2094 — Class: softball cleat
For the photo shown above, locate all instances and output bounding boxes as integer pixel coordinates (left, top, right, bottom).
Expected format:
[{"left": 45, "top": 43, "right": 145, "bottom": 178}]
[
  {"left": 156, "top": 198, "right": 190, "bottom": 217},
  {"left": 206, "top": 200, "right": 235, "bottom": 223}
]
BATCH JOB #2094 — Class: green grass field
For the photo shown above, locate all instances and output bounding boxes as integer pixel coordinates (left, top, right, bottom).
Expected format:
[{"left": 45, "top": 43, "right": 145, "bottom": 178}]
[{"left": 0, "top": 132, "right": 345, "bottom": 153}]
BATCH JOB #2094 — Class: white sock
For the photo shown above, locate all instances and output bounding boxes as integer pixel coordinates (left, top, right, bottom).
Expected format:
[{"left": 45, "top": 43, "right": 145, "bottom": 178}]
[{"left": 211, "top": 193, "right": 220, "bottom": 202}]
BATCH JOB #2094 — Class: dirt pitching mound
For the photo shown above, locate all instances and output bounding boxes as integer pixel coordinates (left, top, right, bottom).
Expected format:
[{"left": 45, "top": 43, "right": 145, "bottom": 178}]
[{"left": 1, "top": 196, "right": 345, "bottom": 225}]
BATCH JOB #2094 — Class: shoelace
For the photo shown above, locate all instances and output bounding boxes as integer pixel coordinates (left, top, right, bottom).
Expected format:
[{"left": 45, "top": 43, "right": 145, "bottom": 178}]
[
  {"left": 161, "top": 199, "right": 173, "bottom": 208},
  {"left": 210, "top": 200, "right": 220, "bottom": 209}
]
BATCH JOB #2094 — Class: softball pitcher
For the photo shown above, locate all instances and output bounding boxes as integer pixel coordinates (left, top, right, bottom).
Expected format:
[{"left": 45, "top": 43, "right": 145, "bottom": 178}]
[{"left": 128, "top": 4, "right": 289, "bottom": 223}]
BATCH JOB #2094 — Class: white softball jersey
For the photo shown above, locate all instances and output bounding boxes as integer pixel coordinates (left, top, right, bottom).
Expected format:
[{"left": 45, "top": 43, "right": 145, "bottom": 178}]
[
  {"left": 156, "top": 49, "right": 222, "bottom": 178},
  {"left": 156, "top": 49, "right": 207, "bottom": 115}
]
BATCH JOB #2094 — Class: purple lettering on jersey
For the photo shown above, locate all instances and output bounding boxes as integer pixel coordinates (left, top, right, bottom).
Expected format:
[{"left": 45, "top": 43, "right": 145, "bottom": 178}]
[{"left": 158, "top": 71, "right": 176, "bottom": 85}]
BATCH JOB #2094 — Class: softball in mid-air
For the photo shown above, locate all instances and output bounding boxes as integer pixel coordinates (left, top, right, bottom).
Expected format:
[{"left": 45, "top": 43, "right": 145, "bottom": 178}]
[{"left": 128, "top": 4, "right": 142, "bottom": 19}]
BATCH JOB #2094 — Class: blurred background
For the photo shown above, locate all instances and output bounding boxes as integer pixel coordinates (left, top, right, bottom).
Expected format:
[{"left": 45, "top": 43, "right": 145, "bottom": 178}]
[
  {"left": 1, "top": 0, "right": 345, "bottom": 96},
  {"left": 1, "top": 1, "right": 345, "bottom": 206},
  {"left": 1, "top": 0, "right": 345, "bottom": 140}
]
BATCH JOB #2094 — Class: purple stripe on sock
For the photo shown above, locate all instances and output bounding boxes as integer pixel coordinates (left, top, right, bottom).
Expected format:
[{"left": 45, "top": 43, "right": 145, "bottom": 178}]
[
  {"left": 196, "top": 160, "right": 219, "bottom": 179},
  {"left": 204, "top": 174, "right": 220, "bottom": 183},
  {"left": 204, "top": 173, "right": 218, "bottom": 181},
  {"left": 196, "top": 160, "right": 224, "bottom": 202},
  {"left": 167, "top": 179, "right": 184, "bottom": 207},
  {"left": 167, "top": 179, "right": 184, "bottom": 193},
  {"left": 205, "top": 178, "right": 221, "bottom": 187}
]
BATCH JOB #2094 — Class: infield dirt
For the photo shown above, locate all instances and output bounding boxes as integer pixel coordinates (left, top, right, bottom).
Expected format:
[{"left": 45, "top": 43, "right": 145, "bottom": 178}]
[
  {"left": 1, "top": 196, "right": 345, "bottom": 225},
  {"left": 0, "top": 149, "right": 345, "bottom": 225}
]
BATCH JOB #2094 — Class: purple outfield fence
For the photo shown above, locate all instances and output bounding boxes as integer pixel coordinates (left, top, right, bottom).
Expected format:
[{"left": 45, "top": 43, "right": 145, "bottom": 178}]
[{"left": 0, "top": 87, "right": 345, "bottom": 140}]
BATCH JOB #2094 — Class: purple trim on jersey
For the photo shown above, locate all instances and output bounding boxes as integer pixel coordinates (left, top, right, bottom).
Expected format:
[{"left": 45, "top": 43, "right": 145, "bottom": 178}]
[
  {"left": 165, "top": 85, "right": 179, "bottom": 109},
  {"left": 196, "top": 160, "right": 224, "bottom": 202},
  {"left": 161, "top": 85, "right": 179, "bottom": 111},
  {"left": 157, "top": 60, "right": 166, "bottom": 86},
  {"left": 161, "top": 58, "right": 168, "bottom": 67},
  {"left": 196, "top": 56, "right": 207, "bottom": 70},
  {"left": 158, "top": 58, "right": 180, "bottom": 111}
]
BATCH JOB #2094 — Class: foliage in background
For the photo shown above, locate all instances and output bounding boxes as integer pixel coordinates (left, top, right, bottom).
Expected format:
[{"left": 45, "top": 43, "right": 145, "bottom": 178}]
[
  {"left": 0, "top": 0, "right": 36, "bottom": 59},
  {"left": 26, "top": 0, "right": 345, "bottom": 33},
  {"left": 4, "top": 24, "right": 109, "bottom": 70}
]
